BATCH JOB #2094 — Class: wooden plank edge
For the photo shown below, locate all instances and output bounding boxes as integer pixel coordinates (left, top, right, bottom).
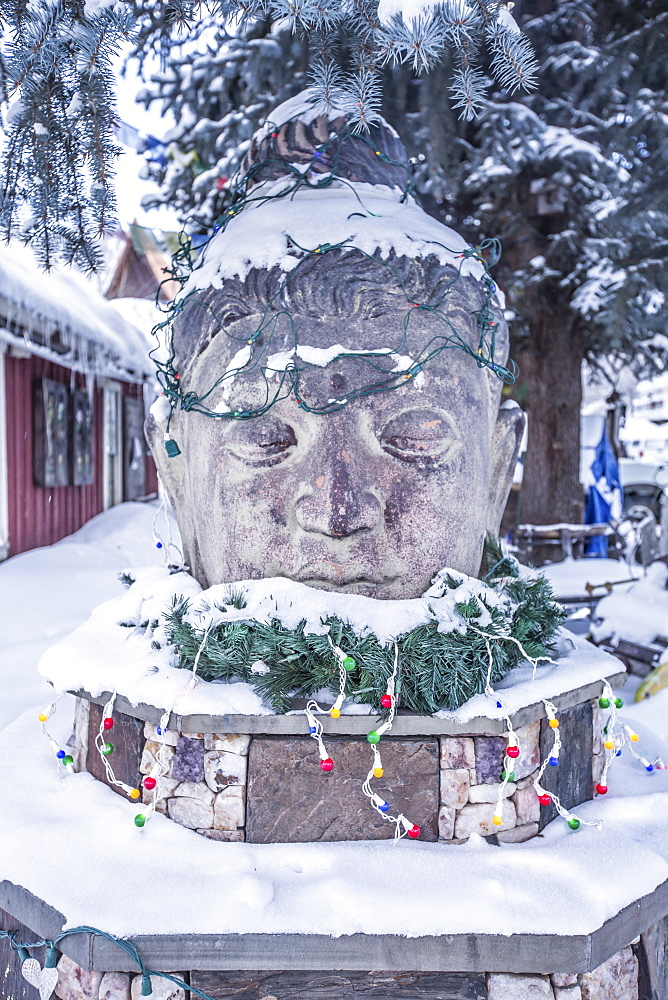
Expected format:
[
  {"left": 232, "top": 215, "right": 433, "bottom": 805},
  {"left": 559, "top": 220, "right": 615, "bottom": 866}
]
[
  {"left": 3, "top": 876, "right": 667, "bottom": 975},
  {"left": 68, "top": 672, "right": 625, "bottom": 738}
]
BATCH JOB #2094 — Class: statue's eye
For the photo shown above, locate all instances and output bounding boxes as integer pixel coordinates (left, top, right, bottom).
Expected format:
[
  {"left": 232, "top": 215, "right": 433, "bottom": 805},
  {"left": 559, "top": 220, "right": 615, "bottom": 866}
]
[
  {"left": 224, "top": 420, "right": 297, "bottom": 466},
  {"left": 379, "top": 410, "right": 459, "bottom": 463}
]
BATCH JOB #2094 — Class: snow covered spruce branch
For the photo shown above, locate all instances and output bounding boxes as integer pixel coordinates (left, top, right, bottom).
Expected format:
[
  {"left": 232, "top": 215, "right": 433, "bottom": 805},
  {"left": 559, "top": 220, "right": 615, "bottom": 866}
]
[{"left": 0, "top": 0, "right": 536, "bottom": 266}]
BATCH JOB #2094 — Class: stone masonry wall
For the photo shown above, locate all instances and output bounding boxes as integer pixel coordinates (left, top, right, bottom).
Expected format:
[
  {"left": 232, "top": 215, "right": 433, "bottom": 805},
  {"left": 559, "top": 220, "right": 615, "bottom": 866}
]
[{"left": 76, "top": 696, "right": 604, "bottom": 845}]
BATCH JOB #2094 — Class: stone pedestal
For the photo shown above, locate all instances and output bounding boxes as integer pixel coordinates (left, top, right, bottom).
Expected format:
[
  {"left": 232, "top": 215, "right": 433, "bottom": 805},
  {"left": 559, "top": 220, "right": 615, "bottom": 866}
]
[{"left": 72, "top": 669, "right": 619, "bottom": 846}]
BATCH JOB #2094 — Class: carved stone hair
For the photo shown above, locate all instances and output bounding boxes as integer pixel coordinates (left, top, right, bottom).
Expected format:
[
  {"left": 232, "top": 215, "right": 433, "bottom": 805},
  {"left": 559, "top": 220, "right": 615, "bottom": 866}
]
[{"left": 173, "top": 248, "right": 509, "bottom": 389}]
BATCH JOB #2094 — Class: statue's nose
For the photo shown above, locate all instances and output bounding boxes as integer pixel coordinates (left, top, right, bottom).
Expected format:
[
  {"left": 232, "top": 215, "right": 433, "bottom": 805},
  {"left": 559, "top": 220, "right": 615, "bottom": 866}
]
[{"left": 295, "top": 455, "right": 382, "bottom": 538}]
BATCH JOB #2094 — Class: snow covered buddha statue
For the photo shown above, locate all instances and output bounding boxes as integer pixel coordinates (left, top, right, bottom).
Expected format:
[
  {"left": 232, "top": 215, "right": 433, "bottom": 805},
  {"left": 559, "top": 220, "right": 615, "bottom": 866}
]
[
  {"left": 37, "top": 97, "right": 621, "bottom": 856},
  {"left": 147, "top": 94, "right": 525, "bottom": 597}
]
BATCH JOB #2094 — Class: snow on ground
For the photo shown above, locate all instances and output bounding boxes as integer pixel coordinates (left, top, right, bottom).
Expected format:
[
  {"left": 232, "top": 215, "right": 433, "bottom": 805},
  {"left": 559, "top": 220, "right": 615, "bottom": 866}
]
[
  {"left": 0, "top": 501, "right": 179, "bottom": 732},
  {"left": 1, "top": 505, "right": 668, "bottom": 942},
  {"left": 540, "top": 556, "right": 640, "bottom": 598}
]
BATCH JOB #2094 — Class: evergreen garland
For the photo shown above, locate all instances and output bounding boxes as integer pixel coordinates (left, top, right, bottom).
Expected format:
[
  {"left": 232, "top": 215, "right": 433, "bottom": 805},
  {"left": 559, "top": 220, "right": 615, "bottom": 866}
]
[{"left": 160, "top": 539, "right": 565, "bottom": 714}]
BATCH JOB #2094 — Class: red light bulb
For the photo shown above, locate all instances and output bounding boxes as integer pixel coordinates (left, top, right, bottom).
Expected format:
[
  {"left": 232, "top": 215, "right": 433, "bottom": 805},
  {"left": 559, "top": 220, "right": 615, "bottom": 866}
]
[
  {"left": 407, "top": 825, "right": 420, "bottom": 839},
  {"left": 596, "top": 783, "right": 608, "bottom": 795},
  {"left": 507, "top": 746, "right": 520, "bottom": 759},
  {"left": 381, "top": 695, "right": 392, "bottom": 708},
  {"left": 103, "top": 718, "right": 114, "bottom": 730},
  {"left": 143, "top": 777, "right": 156, "bottom": 790},
  {"left": 320, "top": 758, "right": 334, "bottom": 772},
  {"left": 538, "top": 793, "right": 551, "bottom": 805}
]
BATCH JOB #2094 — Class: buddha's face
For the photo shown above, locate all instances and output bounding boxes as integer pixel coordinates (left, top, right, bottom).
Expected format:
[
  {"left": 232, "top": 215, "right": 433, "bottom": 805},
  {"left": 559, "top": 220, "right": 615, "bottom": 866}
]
[{"left": 147, "top": 261, "right": 524, "bottom": 598}]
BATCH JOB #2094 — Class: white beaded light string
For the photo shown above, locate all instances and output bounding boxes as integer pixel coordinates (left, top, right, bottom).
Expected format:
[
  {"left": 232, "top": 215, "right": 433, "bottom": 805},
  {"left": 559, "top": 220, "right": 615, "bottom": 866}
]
[
  {"left": 151, "top": 494, "right": 185, "bottom": 568},
  {"left": 531, "top": 699, "right": 600, "bottom": 831},
  {"left": 37, "top": 696, "right": 72, "bottom": 781},
  {"left": 362, "top": 645, "right": 421, "bottom": 841},
  {"left": 326, "top": 634, "right": 351, "bottom": 719},
  {"left": 137, "top": 625, "right": 214, "bottom": 828},
  {"left": 305, "top": 700, "right": 335, "bottom": 772},
  {"left": 93, "top": 692, "right": 142, "bottom": 801}
]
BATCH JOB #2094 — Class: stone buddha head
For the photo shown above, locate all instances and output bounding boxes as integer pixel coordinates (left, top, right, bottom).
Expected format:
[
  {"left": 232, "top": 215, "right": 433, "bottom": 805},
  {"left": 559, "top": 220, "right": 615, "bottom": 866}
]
[{"left": 146, "top": 99, "right": 525, "bottom": 598}]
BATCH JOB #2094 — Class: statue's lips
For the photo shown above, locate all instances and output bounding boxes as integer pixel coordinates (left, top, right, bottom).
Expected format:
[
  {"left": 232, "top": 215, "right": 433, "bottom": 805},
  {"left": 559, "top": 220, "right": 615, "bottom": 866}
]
[{"left": 295, "top": 565, "right": 398, "bottom": 588}]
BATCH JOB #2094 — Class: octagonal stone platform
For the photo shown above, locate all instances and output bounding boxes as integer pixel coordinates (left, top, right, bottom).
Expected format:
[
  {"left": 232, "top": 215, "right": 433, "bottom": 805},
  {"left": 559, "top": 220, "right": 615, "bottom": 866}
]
[{"left": 70, "top": 664, "right": 623, "bottom": 846}]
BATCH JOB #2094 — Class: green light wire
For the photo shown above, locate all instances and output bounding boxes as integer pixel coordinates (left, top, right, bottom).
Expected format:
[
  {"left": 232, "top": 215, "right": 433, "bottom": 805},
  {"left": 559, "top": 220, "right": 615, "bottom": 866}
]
[{"left": 149, "top": 115, "right": 516, "bottom": 436}]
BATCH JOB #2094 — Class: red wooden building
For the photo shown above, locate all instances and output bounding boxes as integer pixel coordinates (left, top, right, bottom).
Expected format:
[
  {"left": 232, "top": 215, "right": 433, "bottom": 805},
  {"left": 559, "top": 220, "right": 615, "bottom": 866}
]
[{"left": 0, "top": 244, "right": 158, "bottom": 560}]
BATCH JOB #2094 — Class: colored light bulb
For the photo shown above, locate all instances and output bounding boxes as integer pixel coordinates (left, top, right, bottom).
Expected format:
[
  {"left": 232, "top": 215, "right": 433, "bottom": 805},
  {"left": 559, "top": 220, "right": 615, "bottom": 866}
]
[
  {"left": 567, "top": 817, "right": 580, "bottom": 830},
  {"left": 373, "top": 767, "right": 384, "bottom": 778},
  {"left": 309, "top": 726, "right": 317, "bottom": 734},
  {"left": 156, "top": 541, "right": 163, "bottom": 549},
  {"left": 596, "top": 783, "right": 608, "bottom": 795},
  {"left": 38, "top": 713, "right": 48, "bottom": 723},
  {"left": 630, "top": 733, "right": 639, "bottom": 743},
  {"left": 103, "top": 718, "right": 114, "bottom": 730},
  {"left": 599, "top": 697, "right": 610, "bottom": 709},
  {"left": 645, "top": 763, "right": 654, "bottom": 772},
  {"left": 367, "top": 731, "right": 380, "bottom": 744},
  {"left": 144, "top": 777, "right": 156, "bottom": 790},
  {"left": 604, "top": 740, "right": 614, "bottom": 750},
  {"left": 342, "top": 656, "right": 356, "bottom": 671},
  {"left": 614, "top": 698, "right": 623, "bottom": 708},
  {"left": 378, "top": 801, "right": 390, "bottom": 813},
  {"left": 62, "top": 755, "right": 73, "bottom": 766},
  {"left": 500, "top": 770, "right": 515, "bottom": 782},
  {"left": 320, "top": 758, "right": 334, "bottom": 772},
  {"left": 549, "top": 756, "right": 559, "bottom": 766},
  {"left": 407, "top": 825, "right": 420, "bottom": 839},
  {"left": 538, "top": 793, "right": 551, "bottom": 805},
  {"left": 492, "top": 815, "right": 503, "bottom": 827},
  {"left": 130, "top": 788, "right": 141, "bottom": 800},
  {"left": 156, "top": 727, "right": 163, "bottom": 735},
  {"left": 134, "top": 814, "right": 146, "bottom": 828},
  {"left": 548, "top": 719, "right": 559, "bottom": 729},
  {"left": 381, "top": 695, "right": 392, "bottom": 708},
  {"left": 507, "top": 746, "right": 520, "bottom": 759},
  {"left": 330, "top": 708, "right": 341, "bottom": 719},
  {"left": 56, "top": 750, "right": 65, "bottom": 759},
  {"left": 101, "top": 742, "right": 114, "bottom": 755}
]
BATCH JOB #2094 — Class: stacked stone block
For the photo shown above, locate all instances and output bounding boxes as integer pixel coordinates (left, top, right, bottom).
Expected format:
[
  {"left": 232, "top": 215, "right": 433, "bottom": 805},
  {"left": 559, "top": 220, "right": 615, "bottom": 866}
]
[
  {"left": 140, "top": 723, "right": 249, "bottom": 841},
  {"left": 438, "top": 723, "right": 541, "bottom": 843},
  {"left": 73, "top": 695, "right": 608, "bottom": 846}
]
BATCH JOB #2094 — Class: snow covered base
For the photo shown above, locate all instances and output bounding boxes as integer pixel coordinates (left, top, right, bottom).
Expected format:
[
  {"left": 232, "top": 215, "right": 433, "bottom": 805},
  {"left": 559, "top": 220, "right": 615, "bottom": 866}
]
[{"left": 1, "top": 698, "right": 668, "bottom": 964}]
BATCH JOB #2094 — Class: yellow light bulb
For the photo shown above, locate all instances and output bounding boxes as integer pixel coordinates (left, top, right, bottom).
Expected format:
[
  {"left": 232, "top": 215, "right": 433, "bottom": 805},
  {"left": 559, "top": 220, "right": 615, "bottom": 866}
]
[
  {"left": 492, "top": 815, "right": 503, "bottom": 827},
  {"left": 330, "top": 708, "right": 341, "bottom": 719},
  {"left": 630, "top": 733, "right": 639, "bottom": 742},
  {"left": 549, "top": 719, "right": 559, "bottom": 729},
  {"left": 129, "top": 788, "right": 141, "bottom": 800},
  {"left": 604, "top": 740, "right": 614, "bottom": 750},
  {"left": 373, "top": 767, "right": 384, "bottom": 778},
  {"left": 38, "top": 714, "right": 48, "bottom": 723}
]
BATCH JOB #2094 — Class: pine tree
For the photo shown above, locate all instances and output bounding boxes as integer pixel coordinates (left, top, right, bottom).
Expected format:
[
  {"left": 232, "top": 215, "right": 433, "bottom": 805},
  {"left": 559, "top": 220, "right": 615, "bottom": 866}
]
[
  {"left": 0, "top": 0, "right": 537, "bottom": 266},
  {"left": 383, "top": 0, "right": 668, "bottom": 526}
]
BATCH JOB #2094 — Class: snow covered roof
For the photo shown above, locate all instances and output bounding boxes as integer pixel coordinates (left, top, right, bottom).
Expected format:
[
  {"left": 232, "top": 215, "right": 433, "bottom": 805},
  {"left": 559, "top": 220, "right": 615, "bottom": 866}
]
[{"left": 0, "top": 242, "right": 154, "bottom": 382}]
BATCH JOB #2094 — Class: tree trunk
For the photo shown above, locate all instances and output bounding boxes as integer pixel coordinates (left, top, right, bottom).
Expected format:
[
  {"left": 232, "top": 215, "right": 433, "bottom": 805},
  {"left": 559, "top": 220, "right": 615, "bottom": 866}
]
[{"left": 517, "top": 298, "right": 585, "bottom": 527}]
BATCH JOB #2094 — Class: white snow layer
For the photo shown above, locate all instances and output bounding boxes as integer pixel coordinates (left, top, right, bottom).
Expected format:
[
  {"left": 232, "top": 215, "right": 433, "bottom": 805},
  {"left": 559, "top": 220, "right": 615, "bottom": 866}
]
[
  {"left": 0, "top": 502, "right": 180, "bottom": 732},
  {"left": 38, "top": 566, "right": 622, "bottom": 722},
  {"left": 1, "top": 689, "right": 668, "bottom": 939},
  {"left": 0, "top": 242, "right": 153, "bottom": 378},
  {"left": 182, "top": 183, "right": 497, "bottom": 301}
]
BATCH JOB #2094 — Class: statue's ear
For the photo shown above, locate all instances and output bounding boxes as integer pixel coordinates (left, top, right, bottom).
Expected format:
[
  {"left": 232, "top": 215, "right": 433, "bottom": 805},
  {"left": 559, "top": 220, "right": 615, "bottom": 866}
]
[{"left": 487, "top": 403, "right": 526, "bottom": 535}]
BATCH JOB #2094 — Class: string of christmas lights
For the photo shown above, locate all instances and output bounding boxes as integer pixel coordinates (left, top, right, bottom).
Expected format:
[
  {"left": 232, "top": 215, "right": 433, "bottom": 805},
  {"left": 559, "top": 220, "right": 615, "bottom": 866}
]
[
  {"left": 147, "top": 114, "right": 517, "bottom": 453},
  {"left": 1, "top": 924, "right": 223, "bottom": 1000}
]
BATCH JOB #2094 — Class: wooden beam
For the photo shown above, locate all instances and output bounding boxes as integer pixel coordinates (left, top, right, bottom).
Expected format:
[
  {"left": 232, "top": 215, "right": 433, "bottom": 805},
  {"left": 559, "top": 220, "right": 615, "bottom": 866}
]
[{"left": 2, "top": 876, "right": 667, "bottom": 977}]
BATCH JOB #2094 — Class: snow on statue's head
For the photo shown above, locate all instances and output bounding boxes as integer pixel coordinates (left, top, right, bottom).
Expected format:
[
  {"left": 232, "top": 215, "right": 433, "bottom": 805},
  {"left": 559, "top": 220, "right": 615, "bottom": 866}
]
[{"left": 147, "top": 94, "right": 525, "bottom": 598}]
